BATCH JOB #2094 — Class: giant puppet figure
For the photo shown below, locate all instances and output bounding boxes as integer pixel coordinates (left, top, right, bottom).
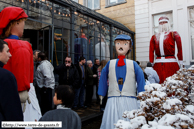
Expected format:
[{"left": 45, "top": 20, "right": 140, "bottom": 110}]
[
  {"left": 149, "top": 16, "right": 183, "bottom": 84},
  {"left": 98, "top": 34, "right": 145, "bottom": 129},
  {"left": 0, "top": 7, "right": 41, "bottom": 121}
]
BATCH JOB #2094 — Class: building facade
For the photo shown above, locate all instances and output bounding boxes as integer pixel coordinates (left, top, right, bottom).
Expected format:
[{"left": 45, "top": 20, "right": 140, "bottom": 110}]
[
  {"left": 0, "top": 0, "right": 134, "bottom": 69},
  {"left": 74, "top": 0, "right": 136, "bottom": 59},
  {"left": 135, "top": 0, "right": 194, "bottom": 67}
]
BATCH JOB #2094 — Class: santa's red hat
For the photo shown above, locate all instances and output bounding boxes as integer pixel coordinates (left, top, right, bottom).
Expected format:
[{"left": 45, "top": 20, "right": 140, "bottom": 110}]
[
  {"left": 158, "top": 16, "right": 169, "bottom": 23},
  {"left": 0, "top": 7, "right": 28, "bottom": 35}
]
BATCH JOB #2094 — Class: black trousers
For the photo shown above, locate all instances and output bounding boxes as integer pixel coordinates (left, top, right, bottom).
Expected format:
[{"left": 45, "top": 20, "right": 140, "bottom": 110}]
[
  {"left": 95, "top": 83, "right": 100, "bottom": 103},
  {"left": 39, "top": 87, "right": 53, "bottom": 115},
  {"left": 85, "top": 85, "right": 93, "bottom": 106}
]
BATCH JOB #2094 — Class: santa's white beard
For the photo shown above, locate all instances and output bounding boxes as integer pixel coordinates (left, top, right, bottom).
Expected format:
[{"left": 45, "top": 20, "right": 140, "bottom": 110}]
[{"left": 158, "top": 23, "right": 171, "bottom": 33}]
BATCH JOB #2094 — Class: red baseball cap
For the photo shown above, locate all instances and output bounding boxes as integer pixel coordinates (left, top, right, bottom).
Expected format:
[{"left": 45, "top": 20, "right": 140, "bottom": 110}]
[{"left": 0, "top": 6, "right": 28, "bottom": 35}]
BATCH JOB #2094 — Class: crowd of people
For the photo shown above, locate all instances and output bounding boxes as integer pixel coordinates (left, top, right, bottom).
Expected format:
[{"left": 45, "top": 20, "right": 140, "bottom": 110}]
[{"left": 0, "top": 7, "right": 109, "bottom": 128}]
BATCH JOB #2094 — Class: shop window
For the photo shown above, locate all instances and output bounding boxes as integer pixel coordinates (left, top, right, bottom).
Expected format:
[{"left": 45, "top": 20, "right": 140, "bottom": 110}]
[
  {"left": 84, "top": 0, "right": 100, "bottom": 10},
  {"left": 106, "top": 0, "right": 126, "bottom": 7},
  {"left": 189, "top": 8, "right": 194, "bottom": 60},
  {"left": 153, "top": 12, "right": 173, "bottom": 34}
]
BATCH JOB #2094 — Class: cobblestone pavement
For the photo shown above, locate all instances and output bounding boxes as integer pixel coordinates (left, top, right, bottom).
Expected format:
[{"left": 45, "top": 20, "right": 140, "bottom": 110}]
[
  {"left": 82, "top": 119, "right": 102, "bottom": 129},
  {"left": 75, "top": 104, "right": 100, "bottom": 117},
  {"left": 72, "top": 101, "right": 102, "bottom": 129}
]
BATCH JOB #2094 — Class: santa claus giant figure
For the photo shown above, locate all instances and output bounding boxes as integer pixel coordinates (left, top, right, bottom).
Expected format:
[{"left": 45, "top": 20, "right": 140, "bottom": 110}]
[
  {"left": 149, "top": 16, "right": 183, "bottom": 84},
  {"left": 0, "top": 7, "right": 41, "bottom": 121},
  {"left": 98, "top": 34, "right": 145, "bottom": 129}
]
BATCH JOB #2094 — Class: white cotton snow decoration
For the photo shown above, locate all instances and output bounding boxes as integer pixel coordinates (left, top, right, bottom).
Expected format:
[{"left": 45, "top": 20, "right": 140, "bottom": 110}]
[
  {"left": 158, "top": 114, "right": 178, "bottom": 125},
  {"left": 141, "top": 122, "right": 175, "bottom": 129},
  {"left": 151, "top": 91, "right": 166, "bottom": 98},
  {"left": 141, "top": 124, "right": 152, "bottom": 129},
  {"left": 144, "top": 85, "right": 153, "bottom": 92},
  {"left": 138, "top": 92, "right": 145, "bottom": 96},
  {"left": 176, "top": 114, "right": 193, "bottom": 122},
  {"left": 140, "top": 101, "right": 149, "bottom": 109},
  {"left": 144, "top": 84, "right": 162, "bottom": 92},
  {"left": 163, "top": 98, "right": 182, "bottom": 109},
  {"left": 115, "top": 67, "right": 194, "bottom": 129},
  {"left": 114, "top": 120, "right": 131, "bottom": 129},
  {"left": 148, "top": 121, "right": 158, "bottom": 127},
  {"left": 184, "top": 105, "right": 194, "bottom": 113},
  {"left": 146, "top": 97, "right": 160, "bottom": 103},
  {"left": 157, "top": 125, "right": 175, "bottom": 129},
  {"left": 130, "top": 116, "right": 146, "bottom": 128},
  {"left": 126, "top": 110, "right": 137, "bottom": 119},
  {"left": 188, "top": 65, "right": 194, "bottom": 70}
]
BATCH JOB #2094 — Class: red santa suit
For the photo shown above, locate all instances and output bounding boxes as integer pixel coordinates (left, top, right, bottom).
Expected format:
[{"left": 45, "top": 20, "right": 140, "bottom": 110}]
[{"left": 149, "top": 31, "right": 183, "bottom": 84}]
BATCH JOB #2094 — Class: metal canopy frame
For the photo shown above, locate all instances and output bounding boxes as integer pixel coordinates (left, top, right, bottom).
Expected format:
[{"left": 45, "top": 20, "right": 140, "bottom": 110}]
[
  {"left": 0, "top": 0, "right": 136, "bottom": 60},
  {"left": 50, "top": 0, "right": 135, "bottom": 35},
  {"left": 51, "top": 0, "right": 136, "bottom": 60}
]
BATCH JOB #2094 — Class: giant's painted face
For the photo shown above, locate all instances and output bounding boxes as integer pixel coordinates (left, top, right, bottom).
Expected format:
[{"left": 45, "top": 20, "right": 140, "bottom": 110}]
[
  {"left": 11, "top": 20, "right": 25, "bottom": 38},
  {"left": 115, "top": 40, "right": 130, "bottom": 56}
]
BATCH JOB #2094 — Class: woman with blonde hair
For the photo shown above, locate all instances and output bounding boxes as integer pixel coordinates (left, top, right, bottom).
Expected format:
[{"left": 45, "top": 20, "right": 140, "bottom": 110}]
[
  {"left": 97, "top": 60, "right": 108, "bottom": 112},
  {"left": 98, "top": 60, "right": 108, "bottom": 74}
]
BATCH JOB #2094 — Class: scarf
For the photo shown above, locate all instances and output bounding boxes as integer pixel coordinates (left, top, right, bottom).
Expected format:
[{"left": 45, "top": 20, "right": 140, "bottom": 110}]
[{"left": 117, "top": 55, "right": 125, "bottom": 67}]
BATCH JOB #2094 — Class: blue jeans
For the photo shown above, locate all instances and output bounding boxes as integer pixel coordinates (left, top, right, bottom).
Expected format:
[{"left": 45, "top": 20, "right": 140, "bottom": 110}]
[{"left": 73, "top": 80, "right": 85, "bottom": 107}]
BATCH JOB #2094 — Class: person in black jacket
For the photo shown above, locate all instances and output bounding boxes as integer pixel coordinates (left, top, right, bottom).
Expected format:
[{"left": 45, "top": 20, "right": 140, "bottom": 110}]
[
  {"left": 0, "top": 40, "right": 23, "bottom": 126},
  {"left": 93, "top": 58, "right": 100, "bottom": 104},
  {"left": 55, "top": 56, "right": 80, "bottom": 89},
  {"left": 85, "top": 60, "right": 97, "bottom": 107},
  {"left": 73, "top": 56, "right": 86, "bottom": 109}
]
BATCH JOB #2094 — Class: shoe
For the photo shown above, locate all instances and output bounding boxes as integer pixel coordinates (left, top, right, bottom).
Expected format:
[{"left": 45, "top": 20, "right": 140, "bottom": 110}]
[{"left": 80, "top": 105, "right": 87, "bottom": 109}]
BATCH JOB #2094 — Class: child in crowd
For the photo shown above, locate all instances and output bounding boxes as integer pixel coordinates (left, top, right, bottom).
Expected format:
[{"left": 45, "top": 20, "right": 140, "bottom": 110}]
[{"left": 36, "top": 85, "right": 81, "bottom": 129}]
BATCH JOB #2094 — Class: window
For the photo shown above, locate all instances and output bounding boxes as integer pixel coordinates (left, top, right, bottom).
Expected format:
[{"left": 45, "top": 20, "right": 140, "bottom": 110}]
[
  {"left": 153, "top": 12, "right": 173, "bottom": 34},
  {"left": 189, "top": 8, "right": 194, "bottom": 60},
  {"left": 72, "top": 0, "right": 78, "bottom": 2},
  {"left": 84, "top": 0, "right": 100, "bottom": 10},
  {"left": 106, "top": 0, "right": 126, "bottom": 6}
]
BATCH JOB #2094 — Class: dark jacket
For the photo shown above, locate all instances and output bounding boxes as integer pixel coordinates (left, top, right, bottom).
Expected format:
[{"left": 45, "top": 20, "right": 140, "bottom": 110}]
[
  {"left": 93, "top": 64, "right": 100, "bottom": 84},
  {"left": 75, "top": 63, "right": 86, "bottom": 86},
  {"left": 35, "top": 108, "right": 81, "bottom": 129},
  {"left": 55, "top": 63, "right": 80, "bottom": 89},
  {"left": 0, "top": 61, "right": 23, "bottom": 125},
  {"left": 85, "top": 66, "right": 94, "bottom": 86}
]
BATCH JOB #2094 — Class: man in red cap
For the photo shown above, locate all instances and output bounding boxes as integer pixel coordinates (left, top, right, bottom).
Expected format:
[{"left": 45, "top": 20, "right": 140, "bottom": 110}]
[
  {"left": 149, "top": 16, "right": 183, "bottom": 84},
  {"left": 0, "top": 6, "right": 41, "bottom": 121}
]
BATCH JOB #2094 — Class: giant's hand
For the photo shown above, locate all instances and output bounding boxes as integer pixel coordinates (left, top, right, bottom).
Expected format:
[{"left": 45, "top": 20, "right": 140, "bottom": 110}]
[
  {"left": 99, "top": 95, "right": 104, "bottom": 105},
  {"left": 19, "top": 90, "right": 31, "bottom": 112}
]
